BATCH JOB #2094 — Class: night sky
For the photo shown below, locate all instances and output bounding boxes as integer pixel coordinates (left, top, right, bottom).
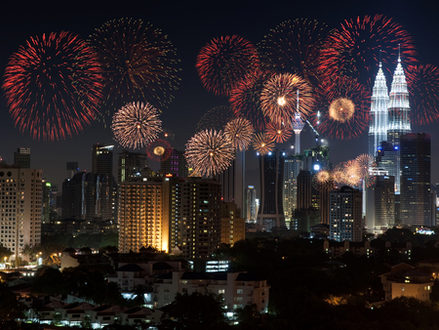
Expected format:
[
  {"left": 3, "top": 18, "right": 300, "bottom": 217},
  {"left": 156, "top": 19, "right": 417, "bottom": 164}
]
[{"left": 0, "top": 0, "right": 438, "bottom": 190}]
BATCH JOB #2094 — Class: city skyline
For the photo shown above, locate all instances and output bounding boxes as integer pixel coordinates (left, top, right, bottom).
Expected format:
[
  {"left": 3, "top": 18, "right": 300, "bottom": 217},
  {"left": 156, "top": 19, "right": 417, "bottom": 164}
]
[{"left": 0, "top": 1, "right": 438, "bottom": 189}]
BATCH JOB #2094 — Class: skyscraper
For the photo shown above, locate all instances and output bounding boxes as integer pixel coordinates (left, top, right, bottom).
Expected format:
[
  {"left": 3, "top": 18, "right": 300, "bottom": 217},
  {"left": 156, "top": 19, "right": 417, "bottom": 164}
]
[
  {"left": 400, "top": 133, "right": 432, "bottom": 226},
  {"left": 92, "top": 144, "right": 114, "bottom": 178},
  {"left": 368, "top": 63, "right": 389, "bottom": 158},
  {"left": 246, "top": 185, "right": 257, "bottom": 223},
  {"left": 296, "top": 170, "right": 312, "bottom": 210},
  {"left": 0, "top": 164, "right": 42, "bottom": 262},
  {"left": 282, "top": 155, "right": 302, "bottom": 228},
  {"left": 13, "top": 148, "right": 31, "bottom": 168},
  {"left": 373, "top": 175, "right": 395, "bottom": 229},
  {"left": 257, "top": 149, "right": 285, "bottom": 230},
  {"left": 219, "top": 202, "right": 245, "bottom": 246},
  {"left": 117, "top": 151, "right": 149, "bottom": 184},
  {"left": 329, "top": 186, "right": 362, "bottom": 242},
  {"left": 387, "top": 55, "right": 411, "bottom": 193}
]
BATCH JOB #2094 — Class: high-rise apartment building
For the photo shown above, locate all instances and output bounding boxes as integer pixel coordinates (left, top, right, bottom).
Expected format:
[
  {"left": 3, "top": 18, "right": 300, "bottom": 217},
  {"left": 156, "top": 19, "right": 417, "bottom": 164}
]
[
  {"left": 400, "top": 133, "right": 432, "bottom": 226},
  {"left": 219, "top": 202, "right": 245, "bottom": 246},
  {"left": 296, "top": 170, "right": 312, "bottom": 210},
  {"left": 257, "top": 150, "right": 285, "bottom": 230},
  {"left": 329, "top": 186, "right": 362, "bottom": 242},
  {"left": 118, "top": 178, "right": 167, "bottom": 253},
  {"left": 13, "top": 148, "right": 31, "bottom": 168},
  {"left": 0, "top": 164, "right": 42, "bottom": 261},
  {"left": 164, "top": 177, "right": 221, "bottom": 259}
]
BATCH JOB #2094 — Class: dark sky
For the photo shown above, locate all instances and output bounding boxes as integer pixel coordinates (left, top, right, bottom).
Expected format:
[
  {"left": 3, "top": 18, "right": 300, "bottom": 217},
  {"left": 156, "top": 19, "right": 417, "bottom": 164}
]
[{"left": 0, "top": 0, "right": 438, "bottom": 189}]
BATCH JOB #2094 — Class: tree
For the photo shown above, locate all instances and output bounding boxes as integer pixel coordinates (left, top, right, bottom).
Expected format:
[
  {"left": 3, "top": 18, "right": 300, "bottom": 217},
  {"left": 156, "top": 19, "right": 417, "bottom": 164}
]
[{"left": 160, "top": 292, "right": 229, "bottom": 330}]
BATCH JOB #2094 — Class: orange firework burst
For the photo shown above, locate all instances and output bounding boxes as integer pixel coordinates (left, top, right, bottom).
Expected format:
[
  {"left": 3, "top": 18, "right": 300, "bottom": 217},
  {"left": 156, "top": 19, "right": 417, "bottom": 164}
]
[
  {"left": 316, "top": 170, "right": 331, "bottom": 183},
  {"left": 329, "top": 98, "right": 355, "bottom": 123},
  {"left": 112, "top": 101, "right": 162, "bottom": 150},
  {"left": 185, "top": 129, "right": 235, "bottom": 177},
  {"left": 312, "top": 170, "right": 334, "bottom": 191},
  {"left": 260, "top": 73, "right": 314, "bottom": 125},
  {"left": 252, "top": 133, "right": 275, "bottom": 155},
  {"left": 224, "top": 117, "right": 254, "bottom": 151},
  {"left": 265, "top": 122, "right": 292, "bottom": 143}
]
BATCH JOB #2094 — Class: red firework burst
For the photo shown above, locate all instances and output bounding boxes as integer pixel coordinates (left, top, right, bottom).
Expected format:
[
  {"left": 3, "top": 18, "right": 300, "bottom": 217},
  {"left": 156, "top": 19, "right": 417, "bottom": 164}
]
[
  {"left": 407, "top": 64, "right": 439, "bottom": 125},
  {"left": 311, "top": 76, "right": 370, "bottom": 139},
  {"left": 265, "top": 122, "right": 292, "bottom": 143},
  {"left": 229, "top": 70, "right": 273, "bottom": 131},
  {"left": 3, "top": 32, "right": 103, "bottom": 141},
  {"left": 196, "top": 35, "right": 260, "bottom": 96},
  {"left": 318, "top": 14, "right": 417, "bottom": 88},
  {"left": 146, "top": 138, "right": 172, "bottom": 162},
  {"left": 258, "top": 18, "right": 330, "bottom": 87}
]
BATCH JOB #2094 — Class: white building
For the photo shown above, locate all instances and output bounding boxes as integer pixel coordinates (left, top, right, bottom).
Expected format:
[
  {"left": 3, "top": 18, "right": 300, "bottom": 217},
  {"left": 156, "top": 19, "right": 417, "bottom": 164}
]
[
  {"left": 0, "top": 166, "right": 42, "bottom": 260},
  {"left": 153, "top": 272, "right": 269, "bottom": 313}
]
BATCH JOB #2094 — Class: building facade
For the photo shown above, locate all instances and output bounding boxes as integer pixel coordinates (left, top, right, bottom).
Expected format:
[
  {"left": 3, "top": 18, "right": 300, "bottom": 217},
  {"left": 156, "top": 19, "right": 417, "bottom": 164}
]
[
  {"left": 400, "top": 133, "right": 432, "bottom": 226},
  {"left": 329, "top": 186, "right": 362, "bottom": 242},
  {"left": 0, "top": 165, "right": 42, "bottom": 260}
]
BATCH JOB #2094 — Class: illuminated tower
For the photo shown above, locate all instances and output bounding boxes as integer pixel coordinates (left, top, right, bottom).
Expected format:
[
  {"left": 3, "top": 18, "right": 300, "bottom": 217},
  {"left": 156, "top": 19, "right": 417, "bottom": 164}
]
[
  {"left": 387, "top": 54, "right": 411, "bottom": 193},
  {"left": 368, "top": 63, "right": 389, "bottom": 158},
  {"left": 292, "top": 90, "right": 305, "bottom": 155}
]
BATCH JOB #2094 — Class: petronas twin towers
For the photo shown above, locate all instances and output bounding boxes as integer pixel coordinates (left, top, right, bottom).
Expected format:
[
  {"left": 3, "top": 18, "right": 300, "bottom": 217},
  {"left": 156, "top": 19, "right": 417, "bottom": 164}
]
[
  {"left": 368, "top": 55, "right": 411, "bottom": 193},
  {"left": 368, "top": 55, "right": 411, "bottom": 156}
]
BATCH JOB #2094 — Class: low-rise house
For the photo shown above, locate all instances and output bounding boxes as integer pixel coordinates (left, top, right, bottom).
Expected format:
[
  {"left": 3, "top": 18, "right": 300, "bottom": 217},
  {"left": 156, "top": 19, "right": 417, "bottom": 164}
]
[
  {"left": 153, "top": 271, "right": 269, "bottom": 313},
  {"left": 380, "top": 263, "right": 433, "bottom": 302}
]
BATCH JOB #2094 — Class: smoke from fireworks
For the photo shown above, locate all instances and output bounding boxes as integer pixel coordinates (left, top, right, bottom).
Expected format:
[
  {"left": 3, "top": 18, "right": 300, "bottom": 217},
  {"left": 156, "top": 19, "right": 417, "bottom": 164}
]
[
  {"left": 312, "top": 77, "right": 370, "bottom": 139},
  {"left": 265, "top": 122, "right": 292, "bottom": 143},
  {"left": 252, "top": 133, "right": 275, "bottom": 155},
  {"left": 224, "top": 118, "right": 254, "bottom": 151},
  {"left": 89, "top": 18, "right": 180, "bottom": 122},
  {"left": 112, "top": 101, "right": 162, "bottom": 150},
  {"left": 229, "top": 71, "right": 273, "bottom": 131},
  {"left": 260, "top": 73, "right": 314, "bottom": 125},
  {"left": 407, "top": 64, "right": 439, "bottom": 125},
  {"left": 318, "top": 14, "right": 417, "bottom": 87},
  {"left": 185, "top": 129, "right": 235, "bottom": 177},
  {"left": 196, "top": 35, "right": 260, "bottom": 96},
  {"left": 258, "top": 18, "right": 330, "bottom": 86},
  {"left": 197, "top": 105, "right": 235, "bottom": 131},
  {"left": 3, "top": 32, "right": 103, "bottom": 141}
]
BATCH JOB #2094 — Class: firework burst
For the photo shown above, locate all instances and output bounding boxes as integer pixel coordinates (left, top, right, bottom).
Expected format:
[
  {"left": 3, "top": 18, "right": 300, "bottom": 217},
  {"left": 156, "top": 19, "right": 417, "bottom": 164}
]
[
  {"left": 197, "top": 105, "right": 235, "bottom": 131},
  {"left": 146, "top": 138, "right": 172, "bottom": 162},
  {"left": 224, "top": 118, "right": 254, "bottom": 151},
  {"left": 196, "top": 35, "right": 260, "bottom": 96},
  {"left": 318, "top": 14, "right": 417, "bottom": 87},
  {"left": 406, "top": 64, "right": 439, "bottom": 125},
  {"left": 265, "top": 122, "right": 292, "bottom": 143},
  {"left": 185, "top": 129, "right": 235, "bottom": 177},
  {"left": 252, "top": 133, "right": 275, "bottom": 155},
  {"left": 312, "top": 170, "right": 334, "bottom": 191},
  {"left": 89, "top": 18, "right": 181, "bottom": 122},
  {"left": 112, "top": 101, "right": 162, "bottom": 150},
  {"left": 260, "top": 73, "right": 314, "bottom": 125},
  {"left": 311, "top": 77, "right": 370, "bottom": 139},
  {"left": 258, "top": 18, "right": 330, "bottom": 86},
  {"left": 3, "top": 32, "right": 103, "bottom": 141},
  {"left": 229, "top": 70, "right": 273, "bottom": 131}
]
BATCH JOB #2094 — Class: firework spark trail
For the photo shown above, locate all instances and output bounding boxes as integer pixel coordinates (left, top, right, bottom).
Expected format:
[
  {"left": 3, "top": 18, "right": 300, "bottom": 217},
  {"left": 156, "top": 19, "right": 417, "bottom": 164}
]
[
  {"left": 112, "top": 101, "right": 162, "bottom": 150},
  {"left": 224, "top": 117, "right": 254, "bottom": 151},
  {"left": 3, "top": 32, "right": 103, "bottom": 141},
  {"left": 185, "top": 129, "right": 235, "bottom": 177},
  {"left": 196, "top": 35, "right": 260, "bottom": 96}
]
